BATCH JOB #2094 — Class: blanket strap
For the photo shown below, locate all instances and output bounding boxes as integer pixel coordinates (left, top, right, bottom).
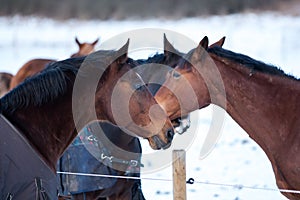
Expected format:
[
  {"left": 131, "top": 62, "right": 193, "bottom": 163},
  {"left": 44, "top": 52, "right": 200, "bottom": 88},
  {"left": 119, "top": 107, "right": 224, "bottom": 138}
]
[{"left": 35, "top": 177, "right": 50, "bottom": 200}]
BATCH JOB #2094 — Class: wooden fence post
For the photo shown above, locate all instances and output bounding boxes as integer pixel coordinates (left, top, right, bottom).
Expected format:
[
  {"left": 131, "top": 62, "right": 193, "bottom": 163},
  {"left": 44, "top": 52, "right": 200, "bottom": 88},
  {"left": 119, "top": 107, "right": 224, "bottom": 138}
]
[{"left": 173, "top": 149, "right": 186, "bottom": 200}]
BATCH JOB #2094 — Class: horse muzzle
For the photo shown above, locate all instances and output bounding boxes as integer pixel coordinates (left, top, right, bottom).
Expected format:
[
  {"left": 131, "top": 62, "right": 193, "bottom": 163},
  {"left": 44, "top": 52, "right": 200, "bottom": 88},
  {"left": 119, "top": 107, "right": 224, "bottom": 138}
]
[{"left": 148, "top": 128, "right": 174, "bottom": 150}]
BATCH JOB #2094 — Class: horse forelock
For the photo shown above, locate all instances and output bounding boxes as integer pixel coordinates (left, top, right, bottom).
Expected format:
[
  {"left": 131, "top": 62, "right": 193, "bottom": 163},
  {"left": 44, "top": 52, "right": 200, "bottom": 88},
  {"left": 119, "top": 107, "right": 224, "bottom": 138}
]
[
  {"left": 145, "top": 53, "right": 165, "bottom": 64},
  {"left": 174, "top": 49, "right": 194, "bottom": 70}
]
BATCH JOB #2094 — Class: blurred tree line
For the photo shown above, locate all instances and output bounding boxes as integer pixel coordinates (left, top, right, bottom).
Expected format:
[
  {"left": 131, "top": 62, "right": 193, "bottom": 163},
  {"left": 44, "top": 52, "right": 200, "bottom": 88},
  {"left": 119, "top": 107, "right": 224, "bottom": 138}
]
[{"left": 0, "top": 0, "right": 294, "bottom": 20}]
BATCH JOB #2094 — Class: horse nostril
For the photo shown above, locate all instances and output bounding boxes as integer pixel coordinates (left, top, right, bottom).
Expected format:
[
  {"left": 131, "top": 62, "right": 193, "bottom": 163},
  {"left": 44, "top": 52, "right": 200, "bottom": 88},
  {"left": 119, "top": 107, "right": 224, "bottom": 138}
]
[{"left": 166, "top": 128, "right": 175, "bottom": 141}]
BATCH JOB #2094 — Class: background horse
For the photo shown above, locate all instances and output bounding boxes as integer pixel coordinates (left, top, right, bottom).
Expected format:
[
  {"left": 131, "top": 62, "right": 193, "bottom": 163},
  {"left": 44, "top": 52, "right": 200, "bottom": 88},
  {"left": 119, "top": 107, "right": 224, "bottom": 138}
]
[
  {"left": 9, "top": 37, "right": 99, "bottom": 89},
  {"left": 0, "top": 72, "right": 13, "bottom": 97},
  {"left": 70, "top": 37, "right": 99, "bottom": 58},
  {"left": 155, "top": 36, "right": 300, "bottom": 200},
  {"left": 0, "top": 41, "right": 174, "bottom": 199}
]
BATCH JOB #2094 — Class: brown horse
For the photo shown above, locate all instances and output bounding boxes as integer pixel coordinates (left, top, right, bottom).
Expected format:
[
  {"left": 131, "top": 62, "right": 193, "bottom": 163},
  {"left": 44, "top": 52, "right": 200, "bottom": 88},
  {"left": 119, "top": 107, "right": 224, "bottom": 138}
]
[
  {"left": 6, "top": 35, "right": 185, "bottom": 200},
  {"left": 0, "top": 41, "right": 175, "bottom": 199},
  {"left": 9, "top": 37, "right": 99, "bottom": 89},
  {"left": 0, "top": 72, "right": 13, "bottom": 97},
  {"left": 9, "top": 37, "right": 144, "bottom": 199},
  {"left": 155, "top": 36, "right": 300, "bottom": 200},
  {"left": 58, "top": 34, "right": 189, "bottom": 200}
]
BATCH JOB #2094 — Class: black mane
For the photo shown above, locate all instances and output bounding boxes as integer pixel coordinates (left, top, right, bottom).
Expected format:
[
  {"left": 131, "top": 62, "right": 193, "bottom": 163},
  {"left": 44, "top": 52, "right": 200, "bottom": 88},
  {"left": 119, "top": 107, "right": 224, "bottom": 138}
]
[
  {"left": 135, "top": 53, "right": 165, "bottom": 65},
  {"left": 0, "top": 57, "right": 84, "bottom": 114},
  {"left": 208, "top": 46, "right": 297, "bottom": 80},
  {"left": 0, "top": 49, "right": 121, "bottom": 115}
]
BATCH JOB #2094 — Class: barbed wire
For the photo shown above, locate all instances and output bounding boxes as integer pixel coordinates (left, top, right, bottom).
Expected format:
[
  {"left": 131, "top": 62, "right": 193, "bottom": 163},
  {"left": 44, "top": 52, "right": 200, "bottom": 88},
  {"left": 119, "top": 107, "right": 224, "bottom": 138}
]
[{"left": 57, "top": 171, "right": 300, "bottom": 195}]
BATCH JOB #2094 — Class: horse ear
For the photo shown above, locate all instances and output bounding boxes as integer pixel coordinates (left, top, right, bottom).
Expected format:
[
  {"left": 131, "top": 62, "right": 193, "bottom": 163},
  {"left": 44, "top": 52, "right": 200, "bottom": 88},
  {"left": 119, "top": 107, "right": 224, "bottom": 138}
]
[
  {"left": 116, "top": 39, "right": 129, "bottom": 64},
  {"left": 75, "top": 37, "right": 82, "bottom": 47},
  {"left": 194, "top": 36, "right": 209, "bottom": 56},
  {"left": 190, "top": 36, "right": 209, "bottom": 64},
  {"left": 209, "top": 36, "right": 226, "bottom": 48},
  {"left": 92, "top": 38, "right": 99, "bottom": 46},
  {"left": 199, "top": 36, "right": 209, "bottom": 50},
  {"left": 164, "top": 33, "right": 177, "bottom": 55}
]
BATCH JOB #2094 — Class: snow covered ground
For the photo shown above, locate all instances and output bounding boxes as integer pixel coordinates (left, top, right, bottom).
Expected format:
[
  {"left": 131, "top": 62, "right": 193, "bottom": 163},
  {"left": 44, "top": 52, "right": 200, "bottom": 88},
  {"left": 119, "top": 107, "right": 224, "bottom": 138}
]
[{"left": 1, "top": 13, "right": 299, "bottom": 199}]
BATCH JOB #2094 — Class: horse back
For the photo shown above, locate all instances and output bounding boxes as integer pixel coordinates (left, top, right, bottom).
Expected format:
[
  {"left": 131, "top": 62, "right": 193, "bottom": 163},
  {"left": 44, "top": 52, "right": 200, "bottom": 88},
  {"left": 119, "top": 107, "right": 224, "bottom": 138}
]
[{"left": 10, "top": 58, "right": 55, "bottom": 90}]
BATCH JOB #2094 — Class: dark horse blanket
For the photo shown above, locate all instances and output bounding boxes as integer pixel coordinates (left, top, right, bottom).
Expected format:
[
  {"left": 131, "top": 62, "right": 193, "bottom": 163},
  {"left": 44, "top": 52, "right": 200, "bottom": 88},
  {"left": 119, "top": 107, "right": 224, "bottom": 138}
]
[
  {"left": 57, "top": 136, "right": 118, "bottom": 195},
  {"left": 0, "top": 115, "right": 57, "bottom": 200},
  {"left": 57, "top": 125, "right": 143, "bottom": 196}
]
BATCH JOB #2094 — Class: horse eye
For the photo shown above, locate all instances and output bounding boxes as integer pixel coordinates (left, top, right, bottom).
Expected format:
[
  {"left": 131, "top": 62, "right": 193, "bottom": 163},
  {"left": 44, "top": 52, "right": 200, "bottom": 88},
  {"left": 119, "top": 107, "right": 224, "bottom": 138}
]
[{"left": 173, "top": 71, "right": 181, "bottom": 79}]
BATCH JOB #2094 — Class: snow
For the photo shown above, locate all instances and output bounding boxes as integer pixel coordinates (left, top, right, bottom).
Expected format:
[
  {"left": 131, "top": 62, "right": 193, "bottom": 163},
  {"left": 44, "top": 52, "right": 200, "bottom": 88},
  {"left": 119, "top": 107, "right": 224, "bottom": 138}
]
[{"left": 1, "top": 13, "right": 299, "bottom": 199}]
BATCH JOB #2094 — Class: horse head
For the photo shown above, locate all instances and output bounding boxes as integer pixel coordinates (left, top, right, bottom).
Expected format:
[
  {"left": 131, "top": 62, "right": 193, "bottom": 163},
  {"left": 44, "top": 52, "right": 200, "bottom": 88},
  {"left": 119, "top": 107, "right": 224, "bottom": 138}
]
[
  {"left": 73, "top": 40, "right": 175, "bottom": 150},
  {"left": 155, "top": 36, "right": 226, "bottom": 120},
  {"left": 71, "top": 37, "right": 99, "bottom": 58}
]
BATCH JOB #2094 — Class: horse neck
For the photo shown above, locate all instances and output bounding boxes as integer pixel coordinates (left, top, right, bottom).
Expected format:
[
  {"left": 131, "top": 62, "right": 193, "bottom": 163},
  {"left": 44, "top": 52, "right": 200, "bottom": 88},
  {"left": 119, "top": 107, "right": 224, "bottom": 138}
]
[
  {"left": 106, "top": 129, "right": 135, "bottom": 150},
  {"left": 209, "top": 54, "right": 300, "bottom": 154},
  {"left": 4, "top": 87, "right": 78, "bottom": 172},
  {"left": 93, "top": 122, "right": 138, "bottom": 155}
]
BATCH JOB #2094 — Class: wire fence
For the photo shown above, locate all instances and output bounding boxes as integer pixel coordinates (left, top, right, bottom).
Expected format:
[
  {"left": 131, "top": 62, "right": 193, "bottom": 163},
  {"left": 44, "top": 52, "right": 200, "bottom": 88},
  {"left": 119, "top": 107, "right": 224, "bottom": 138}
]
[{"left": 57, "top": 171, "right": 300, "bottom": 195}]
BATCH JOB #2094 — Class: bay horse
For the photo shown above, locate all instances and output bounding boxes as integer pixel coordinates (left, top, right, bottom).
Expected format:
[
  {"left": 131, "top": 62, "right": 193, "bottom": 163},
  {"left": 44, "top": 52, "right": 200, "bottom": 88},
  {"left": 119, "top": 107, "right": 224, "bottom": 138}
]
[
  {"left": 155, "top": 36, "right": 300, "bottom": 200},
  {"left": 6, "top": 34, "right": 186, "bottom": 200},
  {"left": 8, "top": 37, "right": 145, "bottom": 199},
  {"left": 0, "top": 72, "right": 13, "bottom": 97},
  {"left": 0, "top": 41, "right": 175, "bottom": 199},
  {"left": 9, "top": 37, "right": 99, "bottom": 89},
  {"left": 58, "top": 34, "right": 190, "bottom": 200}
]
